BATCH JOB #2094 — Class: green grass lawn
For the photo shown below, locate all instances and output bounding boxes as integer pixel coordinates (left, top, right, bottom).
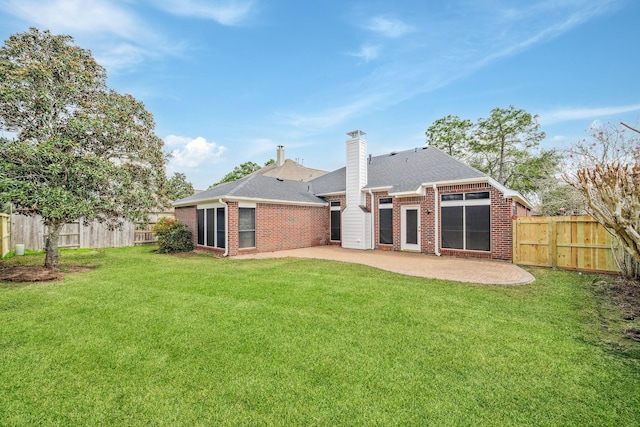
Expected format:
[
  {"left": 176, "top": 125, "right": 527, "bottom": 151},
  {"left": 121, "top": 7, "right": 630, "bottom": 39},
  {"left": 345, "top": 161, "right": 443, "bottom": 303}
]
[{"left": 1, "top": 246, "right": 639, "bottom": 426}]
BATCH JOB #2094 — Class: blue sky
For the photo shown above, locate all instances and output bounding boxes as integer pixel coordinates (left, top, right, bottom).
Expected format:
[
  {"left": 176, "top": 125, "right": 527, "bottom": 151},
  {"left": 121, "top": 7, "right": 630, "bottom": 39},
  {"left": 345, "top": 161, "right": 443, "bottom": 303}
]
[{"left": 0, "top": 0, "right": 638, "bottom": 189}]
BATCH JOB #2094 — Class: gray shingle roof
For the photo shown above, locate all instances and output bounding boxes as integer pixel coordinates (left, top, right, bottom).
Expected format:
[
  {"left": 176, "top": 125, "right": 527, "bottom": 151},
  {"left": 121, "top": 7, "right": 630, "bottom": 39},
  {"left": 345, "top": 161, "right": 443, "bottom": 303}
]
[
  {"left": 174, "top": 173, "right": 326, "bottom": 206},
  {"left": 310, "top": 146, "right": 486, "bottom": 195},
  {"left": 174, "top": 145, "right": 521, "bottom": 207}
]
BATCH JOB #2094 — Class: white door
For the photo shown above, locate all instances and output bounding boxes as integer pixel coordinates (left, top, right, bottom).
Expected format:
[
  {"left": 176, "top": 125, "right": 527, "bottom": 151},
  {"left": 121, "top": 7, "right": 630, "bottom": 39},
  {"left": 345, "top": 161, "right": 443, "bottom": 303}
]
[{"left": 401, "top": 205, "right": 420, "bottom": 251}]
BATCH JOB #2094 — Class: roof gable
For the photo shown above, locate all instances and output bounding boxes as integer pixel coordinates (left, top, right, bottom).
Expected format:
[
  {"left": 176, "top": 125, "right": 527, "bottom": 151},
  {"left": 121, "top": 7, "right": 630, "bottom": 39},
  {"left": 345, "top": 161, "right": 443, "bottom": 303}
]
[
  {"left": 258, "top": 159, "right": 327, "bottom": 182},
  {"left": 310, "top": 146, "right": 487, "bottom": 195}
]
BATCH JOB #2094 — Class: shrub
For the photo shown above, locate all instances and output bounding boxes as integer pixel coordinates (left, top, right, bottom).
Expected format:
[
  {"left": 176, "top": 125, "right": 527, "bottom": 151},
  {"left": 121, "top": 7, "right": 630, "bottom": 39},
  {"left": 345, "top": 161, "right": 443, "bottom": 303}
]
[{"left": 151, "top": 218, "right": 194, "bottom": 253}]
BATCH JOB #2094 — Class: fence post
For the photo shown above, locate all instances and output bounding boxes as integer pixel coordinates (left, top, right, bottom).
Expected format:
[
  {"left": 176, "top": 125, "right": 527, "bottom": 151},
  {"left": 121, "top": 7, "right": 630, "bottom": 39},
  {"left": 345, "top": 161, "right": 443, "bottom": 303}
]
[
  {"left": 0, "top": 213, "right": 9, "bottom": 258},
  {"left": 549, "top": 217, "right": 557, "bottom": 269},
  {"left": 512, "top": 217, "right": 518, "bottom": 264}
]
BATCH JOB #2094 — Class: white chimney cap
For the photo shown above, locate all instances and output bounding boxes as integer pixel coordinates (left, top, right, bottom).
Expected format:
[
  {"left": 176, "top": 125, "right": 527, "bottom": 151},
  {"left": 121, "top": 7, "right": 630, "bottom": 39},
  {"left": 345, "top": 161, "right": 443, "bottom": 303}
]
[{"left": 346, "top": 130, "right": 366, "bottom": 139}]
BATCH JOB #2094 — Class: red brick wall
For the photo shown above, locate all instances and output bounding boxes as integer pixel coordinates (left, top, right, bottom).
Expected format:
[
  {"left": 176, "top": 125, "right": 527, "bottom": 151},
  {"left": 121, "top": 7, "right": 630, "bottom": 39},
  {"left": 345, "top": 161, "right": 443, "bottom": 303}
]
[
  {"left": 489, "top": 191, "right": 513, "bottom": 261},
  {"left": 254, "top": 203, "right": 328, "bottom": 253},
  {"left": 179, "top": 202, "right": 328, "bottom": 256},
  {"left": 177, "top": 181, "right": 516, "bottom": 260},
  {"left": 515, "top": 202, "right": 531, "bottom": 217},
  {"left": 175, "top": 206, "right": 198, "bottom": 247},
  {"left": 366, "top": 183, "right": 515, "bottom": 261}
]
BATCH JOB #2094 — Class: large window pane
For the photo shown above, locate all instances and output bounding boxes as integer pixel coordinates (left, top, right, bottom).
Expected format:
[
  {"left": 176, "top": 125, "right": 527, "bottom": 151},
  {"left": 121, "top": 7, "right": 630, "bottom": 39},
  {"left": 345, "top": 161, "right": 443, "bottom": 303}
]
[
  {"left": 238, "top": 231, "right": 255, "bottom": 248},
  {"left": 405, "top": 209, "right": 418, "bottom": 245},
  {"left": 206, "top": 208, "right": 215, "bottom": 247},
  {"left": 216, "top": 208, "right": 225, "bottom": 249},
  {"left": 379, "top": 208, "right": 393, "bottom": 244},
  {"left": 465, "top": 205, "right": 490, "bottom": 251},
  {"left": 441, "top": 206, "right": 463, "bottom": 249},
  {"left": 239, "top": 208, "right": 256, "bottom": 249},
  {"left": 330, "top": 210, "right": 341, "bottom": 241},
  {"left": 197, "top": 209, "right": 205, "bottom": 245}
]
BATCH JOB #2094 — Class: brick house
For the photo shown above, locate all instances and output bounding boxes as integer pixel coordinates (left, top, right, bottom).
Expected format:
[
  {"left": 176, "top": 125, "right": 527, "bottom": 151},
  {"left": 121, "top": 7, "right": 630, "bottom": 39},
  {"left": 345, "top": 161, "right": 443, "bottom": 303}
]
[{"left": 174, "top": 130, "right": 531, "bottom": 260}]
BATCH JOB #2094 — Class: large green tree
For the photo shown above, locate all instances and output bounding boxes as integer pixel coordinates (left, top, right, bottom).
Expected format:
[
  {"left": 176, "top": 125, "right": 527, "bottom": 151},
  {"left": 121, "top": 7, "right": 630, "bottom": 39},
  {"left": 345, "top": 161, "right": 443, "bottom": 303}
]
[
  {"left": 425, "top": 114, "right": 473, "bottom": 161},
  {"left": 0, "top": 28, "right": 166, "bottom": 268},
  {"left": 208, "top": 159, "right": 274, "bottom": 189},
  {"left": 166, "top": 172, "right": 194, "bottom": 200},
  {"left": 426, "top": 106, "right": 560, "bottom": 197}
]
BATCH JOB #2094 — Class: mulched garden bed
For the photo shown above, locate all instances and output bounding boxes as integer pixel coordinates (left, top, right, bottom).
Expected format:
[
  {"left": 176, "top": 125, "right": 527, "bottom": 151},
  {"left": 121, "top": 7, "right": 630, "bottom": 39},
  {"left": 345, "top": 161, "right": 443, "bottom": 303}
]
[
  {"left": 593, "top": 276, "right": 640, "bottom": 343},
  {"left": 0, "top": 266, "right": 93, "bottom": 282}
]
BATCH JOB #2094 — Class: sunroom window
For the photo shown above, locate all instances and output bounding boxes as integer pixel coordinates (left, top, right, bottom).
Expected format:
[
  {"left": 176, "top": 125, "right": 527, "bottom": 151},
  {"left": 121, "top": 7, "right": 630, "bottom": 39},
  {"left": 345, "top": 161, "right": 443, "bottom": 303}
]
[
  {"left": 197, "top": 207, "right": 226, "bottom": 248},
  {"left": 440, "top": 192, "right": 490, "bottom": 251}
]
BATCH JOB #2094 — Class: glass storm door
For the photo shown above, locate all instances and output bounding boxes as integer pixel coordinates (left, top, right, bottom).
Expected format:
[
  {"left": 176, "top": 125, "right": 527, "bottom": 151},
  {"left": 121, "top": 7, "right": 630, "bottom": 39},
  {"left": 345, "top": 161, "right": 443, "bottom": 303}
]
[{"left": 401, "top": 205, "right": 420, "bottom": 251}]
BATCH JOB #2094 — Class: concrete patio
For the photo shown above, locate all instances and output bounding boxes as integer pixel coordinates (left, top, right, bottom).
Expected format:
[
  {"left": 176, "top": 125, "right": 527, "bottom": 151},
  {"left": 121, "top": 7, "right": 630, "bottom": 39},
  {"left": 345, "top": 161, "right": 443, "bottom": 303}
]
[{"left": 233, "top": 246, "right": 535, "bottom": 285}]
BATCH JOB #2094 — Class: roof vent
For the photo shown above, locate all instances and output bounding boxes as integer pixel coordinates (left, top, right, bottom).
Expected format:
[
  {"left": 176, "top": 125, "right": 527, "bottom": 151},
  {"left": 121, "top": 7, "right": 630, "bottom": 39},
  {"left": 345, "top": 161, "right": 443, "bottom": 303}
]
[
  {"left": 276, "top": 178, "right": 284, "bottom": 182},
  {"left": 390, "top": 151, "right": 397, "bottom": 156}
]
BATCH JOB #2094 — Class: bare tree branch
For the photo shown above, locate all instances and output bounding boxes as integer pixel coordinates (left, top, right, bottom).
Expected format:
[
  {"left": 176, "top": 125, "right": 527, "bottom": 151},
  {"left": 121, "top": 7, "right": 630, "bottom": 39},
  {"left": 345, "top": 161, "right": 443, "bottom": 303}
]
[{"left": 621, "top": 122, "right": 640, "bottom": 134}]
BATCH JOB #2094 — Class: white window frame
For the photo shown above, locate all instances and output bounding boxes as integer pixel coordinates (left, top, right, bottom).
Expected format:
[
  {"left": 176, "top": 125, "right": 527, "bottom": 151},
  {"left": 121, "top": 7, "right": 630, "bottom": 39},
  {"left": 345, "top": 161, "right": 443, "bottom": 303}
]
[
  {"left": 238, "top": 205, "right": 256, "bottom": 249},
  {"left": 330, "top": 201, "right": 341, "bottom": 242},
  {"left": 196, "top": 203, "right": 226, "bottom": 248},
  {"left": 440, "top": 192, "right": 491, "bottom": 251},
  {"left": 378, "top": 198, "right": 393, "bottom": 245}
]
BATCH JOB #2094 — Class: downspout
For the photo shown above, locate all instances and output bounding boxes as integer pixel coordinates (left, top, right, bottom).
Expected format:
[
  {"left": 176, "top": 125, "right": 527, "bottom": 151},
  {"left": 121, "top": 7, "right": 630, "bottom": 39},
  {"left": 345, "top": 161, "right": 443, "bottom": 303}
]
[
  {"left": 368, "top": 189, "right": 375, "bottom": 249},
  {"left": 219, "top": 198, "right": 229, "bottom": 257},
  {"left": 432, "top": 184, "right": 441, "bottom": 256}
]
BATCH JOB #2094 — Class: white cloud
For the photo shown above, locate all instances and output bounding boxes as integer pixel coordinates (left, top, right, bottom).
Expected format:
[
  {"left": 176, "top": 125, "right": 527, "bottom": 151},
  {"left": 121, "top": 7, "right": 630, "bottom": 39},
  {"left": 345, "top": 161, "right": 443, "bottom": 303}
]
[
  {"left": 93, "top": 43, "right": 152, "bottom": 73},
  {"left": 348, "top": 44, "right": 380, "bottom": 62},
  {"left": 363, "top": 16, "right": 414, "bottom": 38},
  {"left": 165, "top": 135, "right": 227, "bottom": 169},
  {"left": 0, "top": 0, "right": 149, "bottom": 40},
  {"left": 540, "top": 104, "right": 640, "bottom": 125},
  {"left": 149, "top": 0, "right": 256, "bottom": 26},
  {"left": 0, "top": 0, "right": 179, "bottom": 73}
]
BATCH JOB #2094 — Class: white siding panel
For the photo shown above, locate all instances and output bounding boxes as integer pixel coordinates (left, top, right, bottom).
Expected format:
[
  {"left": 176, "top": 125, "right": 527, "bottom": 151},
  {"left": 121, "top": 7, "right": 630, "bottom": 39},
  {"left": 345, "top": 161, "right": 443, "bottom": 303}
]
[{"left": 341, "top": 206, "right": 370, "bottom": 250}]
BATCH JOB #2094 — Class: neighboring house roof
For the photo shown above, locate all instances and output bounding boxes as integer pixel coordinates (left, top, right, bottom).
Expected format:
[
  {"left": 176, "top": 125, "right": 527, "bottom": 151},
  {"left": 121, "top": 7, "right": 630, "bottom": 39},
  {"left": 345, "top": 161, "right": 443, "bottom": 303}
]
[
  {"left": 174, "top": 173, "right": 326, "bottom": 207},
  {"left": 258, "top": 159, "right": 327, "bottom": 182}
]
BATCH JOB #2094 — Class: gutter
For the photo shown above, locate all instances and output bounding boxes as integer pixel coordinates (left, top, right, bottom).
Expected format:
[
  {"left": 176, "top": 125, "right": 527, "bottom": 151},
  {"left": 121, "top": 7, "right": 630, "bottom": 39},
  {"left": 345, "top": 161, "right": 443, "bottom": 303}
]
[
  {"left": 368, "top": 189, "right": 375, "bottom": 250},
  {"left": 219, "top": 198, "right": 229, "bottom": 257},
  {"left": 432, "top": 184, "right": 441, "bottom": 256}
]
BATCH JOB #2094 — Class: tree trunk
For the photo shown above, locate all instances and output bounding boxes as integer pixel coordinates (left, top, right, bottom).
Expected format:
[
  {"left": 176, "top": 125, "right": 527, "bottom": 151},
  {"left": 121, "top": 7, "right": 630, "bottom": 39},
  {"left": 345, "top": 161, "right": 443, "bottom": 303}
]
[{"left": 44, "top": 223, "right": 62, "bottom": 269}]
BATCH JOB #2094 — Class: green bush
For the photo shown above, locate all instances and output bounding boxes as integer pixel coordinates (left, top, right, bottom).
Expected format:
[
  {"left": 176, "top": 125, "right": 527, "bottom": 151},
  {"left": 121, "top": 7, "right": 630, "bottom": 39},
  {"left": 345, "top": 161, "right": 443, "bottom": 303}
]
[{"left": 151, "top": 218, "right": 194, "bottom": 253}]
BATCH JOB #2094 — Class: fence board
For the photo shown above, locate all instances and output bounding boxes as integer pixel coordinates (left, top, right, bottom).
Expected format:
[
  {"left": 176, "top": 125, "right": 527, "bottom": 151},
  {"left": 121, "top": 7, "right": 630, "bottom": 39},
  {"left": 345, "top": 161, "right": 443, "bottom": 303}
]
[
  {"left": 513, "top": 216, "right": 618, "bottom": 273},
  {"left": 9, "top": 211, "right": 174, "bottom": 251}
]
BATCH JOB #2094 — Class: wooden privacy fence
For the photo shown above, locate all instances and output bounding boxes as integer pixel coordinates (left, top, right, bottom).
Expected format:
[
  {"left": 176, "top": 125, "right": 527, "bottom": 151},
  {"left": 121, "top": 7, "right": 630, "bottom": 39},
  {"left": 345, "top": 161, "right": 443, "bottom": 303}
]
[
  {"left": 0, "top": 213, "right": 9, "bottom": 258},
  {"left": 513, "top": 216, "right": 618, "bottom": 273},
  {"left": 9, "top": 210, "right": 174, "bottom": 251}
]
